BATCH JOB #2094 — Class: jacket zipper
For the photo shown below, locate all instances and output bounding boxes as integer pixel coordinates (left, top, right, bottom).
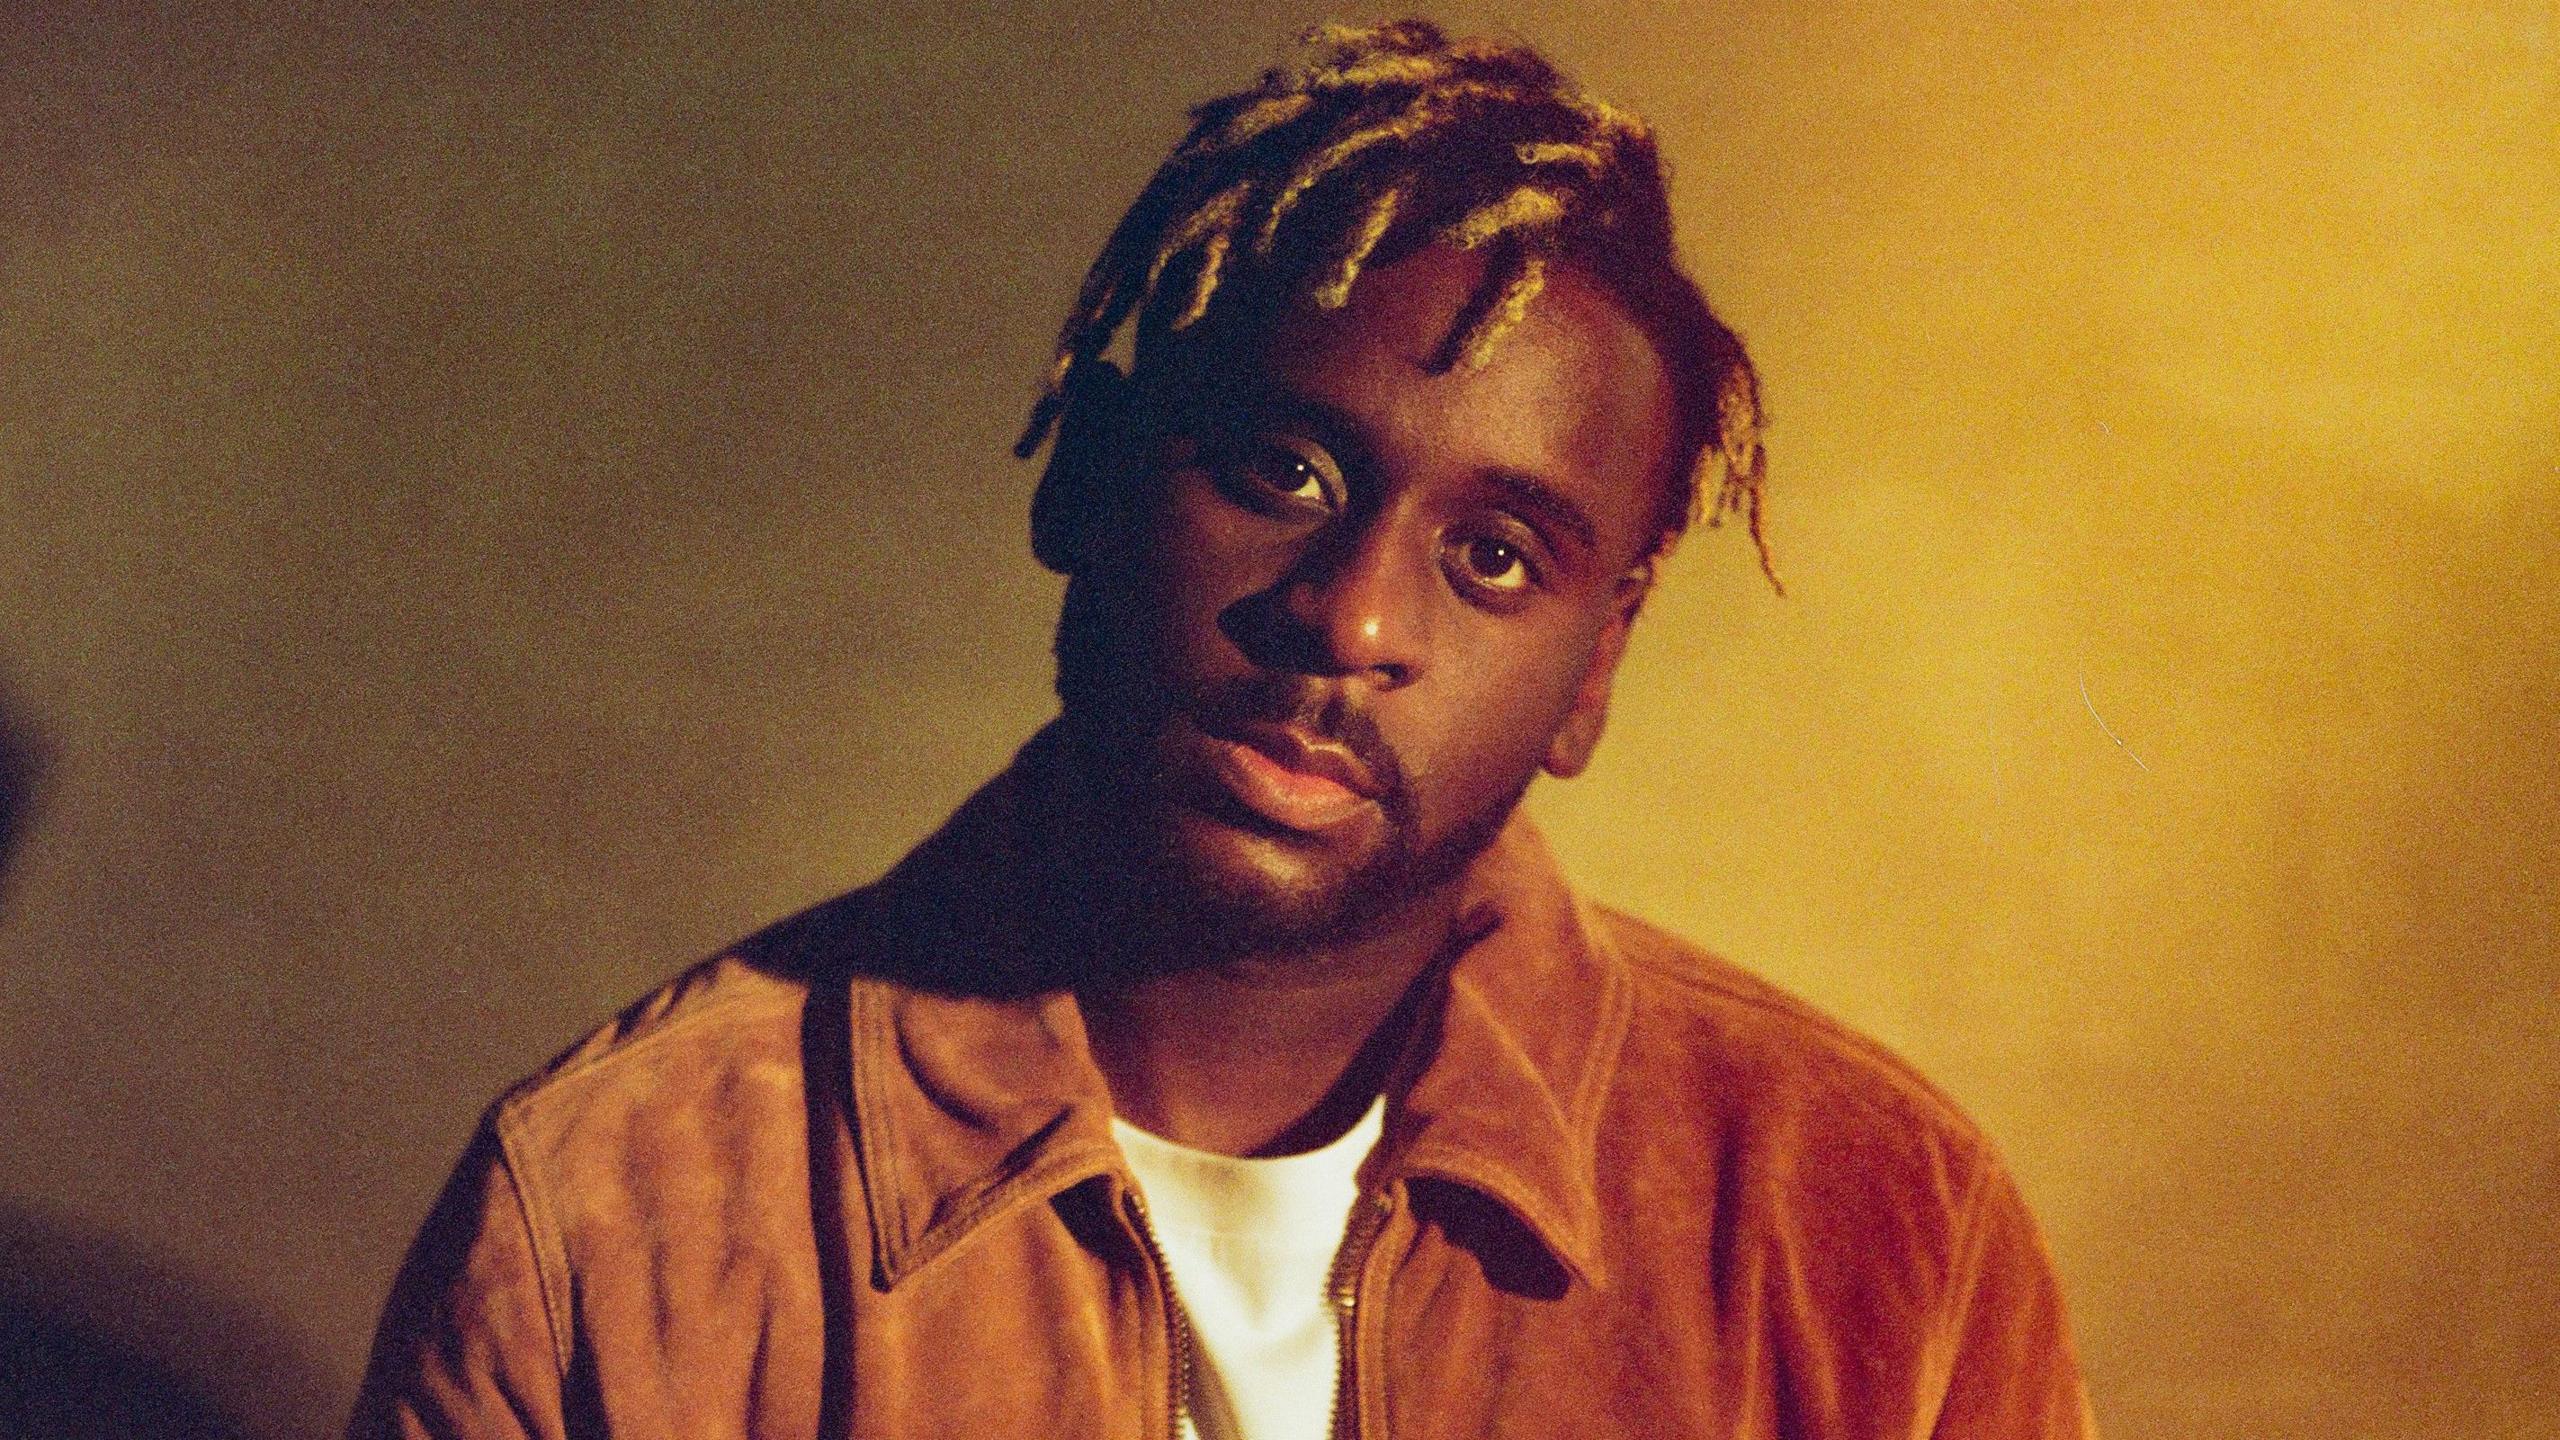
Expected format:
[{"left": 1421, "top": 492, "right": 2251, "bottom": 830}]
[
  {"left": 1325, "top": 1188, "right": 1398, "bottom": 1440},
  {"left": 1125, "top": 1187, "right": 1194, "bottom": 1440}
]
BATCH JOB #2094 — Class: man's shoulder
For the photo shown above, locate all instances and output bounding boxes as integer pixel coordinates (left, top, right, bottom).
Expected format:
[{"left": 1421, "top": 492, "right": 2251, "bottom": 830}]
[
  {"left": 1588, "top": 903, "right": 1989, "bottom": 1159},
  {"left": 377, "top": 934, "right": 862, "bottom": 1424},
  {"left": 483, "top": 877, "right": 905, "bottom": 1141},
  {"left": 1573, "top": 907, "right": 2092, "bottom": 1435},
  {"left": 484, "top": 944, "right": 828, "bottom": 1162}
]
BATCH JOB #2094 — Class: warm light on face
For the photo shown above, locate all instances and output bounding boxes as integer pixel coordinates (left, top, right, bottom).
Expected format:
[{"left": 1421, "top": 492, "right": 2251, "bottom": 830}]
[{"left": 1047, "top": 243, "right": 1673, "bottom": 955}]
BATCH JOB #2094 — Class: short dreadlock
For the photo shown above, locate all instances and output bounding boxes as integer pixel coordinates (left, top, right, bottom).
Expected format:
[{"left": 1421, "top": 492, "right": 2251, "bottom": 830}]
[{"left": 1015, "top": 18, "right": 1776, "bottom": 588}]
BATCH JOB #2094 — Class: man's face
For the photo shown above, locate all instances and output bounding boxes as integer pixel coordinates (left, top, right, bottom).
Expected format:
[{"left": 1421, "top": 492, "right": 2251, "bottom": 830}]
[{"left": 1052, "top": 242, "right": 1678, "bottom": 955}]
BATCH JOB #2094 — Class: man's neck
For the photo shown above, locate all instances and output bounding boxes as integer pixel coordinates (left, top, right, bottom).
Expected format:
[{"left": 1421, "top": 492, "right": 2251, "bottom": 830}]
[
  {"left": 1073, "top": 891, "right": 1459, "bottom": 1158},
  {"left": 1018, "top": 720, "right": 1470, "bottom": 1157}
]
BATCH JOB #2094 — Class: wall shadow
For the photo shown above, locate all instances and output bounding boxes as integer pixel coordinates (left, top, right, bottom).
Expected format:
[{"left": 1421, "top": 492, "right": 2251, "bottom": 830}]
[
  {"left": 0, "top": 1199, "right": 336, "bottom": 1440},
  {"left": 0, "top": 666, "right": 42, "bottom": 906},
  {"left": 0, "top": 684, "right": 333, "bottom": 1436}
]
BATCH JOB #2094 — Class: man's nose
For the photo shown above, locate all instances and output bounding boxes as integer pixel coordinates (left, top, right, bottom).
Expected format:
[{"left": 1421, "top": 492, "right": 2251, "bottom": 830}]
[{"left": 1224, "top": 514, "right": 1429, "bottom": 686}]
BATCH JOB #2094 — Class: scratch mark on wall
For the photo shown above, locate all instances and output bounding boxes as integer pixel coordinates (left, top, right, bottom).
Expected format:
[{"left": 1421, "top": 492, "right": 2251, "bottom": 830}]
[{"left": 2079, "top": 666, "right": 2152, "bottom": 773}]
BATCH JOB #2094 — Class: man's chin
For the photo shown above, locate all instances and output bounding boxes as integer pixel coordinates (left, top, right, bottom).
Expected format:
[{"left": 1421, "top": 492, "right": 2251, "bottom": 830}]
[{"left": 1130, "top": 806, "right": 1404, "bottom": 959}]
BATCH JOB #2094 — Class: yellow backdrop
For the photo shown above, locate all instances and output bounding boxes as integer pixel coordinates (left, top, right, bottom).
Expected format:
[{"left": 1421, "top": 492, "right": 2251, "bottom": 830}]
[{"left": 1, "top": 4, "right": 2551, "bottom": 1436}]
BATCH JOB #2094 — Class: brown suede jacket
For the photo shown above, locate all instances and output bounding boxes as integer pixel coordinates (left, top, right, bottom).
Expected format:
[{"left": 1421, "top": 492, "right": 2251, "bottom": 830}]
[{"left": 351, "top": 748, "right": 2098, "bottom": 1439}]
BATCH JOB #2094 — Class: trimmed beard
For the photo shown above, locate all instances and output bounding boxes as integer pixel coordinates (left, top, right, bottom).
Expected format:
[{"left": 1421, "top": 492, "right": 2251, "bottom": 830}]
[{"left": 1047, "top": 574, "right": 1528, "bottom": 972}]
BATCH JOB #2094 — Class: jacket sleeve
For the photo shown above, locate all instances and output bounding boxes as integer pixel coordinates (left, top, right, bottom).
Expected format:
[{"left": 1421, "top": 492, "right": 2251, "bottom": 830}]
[
  {"left": 1931, "top": 1154, "right": 2100, "bottom": 1438},
  {"left": 347, "top": 1119, "right": 571, "bottom": 1440}
]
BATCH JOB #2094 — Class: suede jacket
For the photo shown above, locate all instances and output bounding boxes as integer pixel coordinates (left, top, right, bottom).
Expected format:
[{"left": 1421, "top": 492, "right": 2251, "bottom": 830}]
[{"left": 351, "top": 749, "right": 2099, "bottom": 1439}]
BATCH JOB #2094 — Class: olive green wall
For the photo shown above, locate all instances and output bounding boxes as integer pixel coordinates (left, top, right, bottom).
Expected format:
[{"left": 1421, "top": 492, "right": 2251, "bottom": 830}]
[{"left": 2, "top": 4, "right": 2551, "bottom": 1435}]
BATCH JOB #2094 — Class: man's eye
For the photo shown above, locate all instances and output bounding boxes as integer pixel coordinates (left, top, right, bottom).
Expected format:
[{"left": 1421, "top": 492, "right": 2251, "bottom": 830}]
[
  {"left": 1212, "top": 437, "right": 1343, "bottom": 514},
  {"left": 1444, "top": 532, "right": 1536, "bottom": 597}
]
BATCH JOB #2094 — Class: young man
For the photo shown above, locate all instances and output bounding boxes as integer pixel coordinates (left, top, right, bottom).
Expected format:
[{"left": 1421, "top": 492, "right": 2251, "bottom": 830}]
[{"left": 353, "top": 22, "right": 2096, "bottom": 1439}]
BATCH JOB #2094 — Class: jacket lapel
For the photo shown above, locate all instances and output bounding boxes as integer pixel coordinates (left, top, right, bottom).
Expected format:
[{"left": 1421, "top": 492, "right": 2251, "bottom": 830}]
[{"left": 1386, "top": 819, "right": 1629, "bottom": 1290}]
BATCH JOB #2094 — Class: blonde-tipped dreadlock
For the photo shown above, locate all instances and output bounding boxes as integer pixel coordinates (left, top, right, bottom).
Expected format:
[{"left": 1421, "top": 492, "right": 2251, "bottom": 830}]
[{"left": 1016, "top": 19, "right": 1778, "bottom": 588}]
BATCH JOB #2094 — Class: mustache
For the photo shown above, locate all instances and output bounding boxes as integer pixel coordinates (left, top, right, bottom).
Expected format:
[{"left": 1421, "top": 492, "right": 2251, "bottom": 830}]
[{"left": 1187, "top": 672, "right": 1410, "bottom": 808}]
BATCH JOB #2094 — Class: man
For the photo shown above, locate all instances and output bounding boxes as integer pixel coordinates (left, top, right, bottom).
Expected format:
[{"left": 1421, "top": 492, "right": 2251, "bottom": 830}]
[{"left": 353, "top": 21, "right": 2096, "bottom": 1439}]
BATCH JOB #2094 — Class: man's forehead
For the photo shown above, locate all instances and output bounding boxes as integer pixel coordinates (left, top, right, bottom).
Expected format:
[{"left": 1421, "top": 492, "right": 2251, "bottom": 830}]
[{"left": 1150, "top": 247, "right": 1672, "bottom": 449}]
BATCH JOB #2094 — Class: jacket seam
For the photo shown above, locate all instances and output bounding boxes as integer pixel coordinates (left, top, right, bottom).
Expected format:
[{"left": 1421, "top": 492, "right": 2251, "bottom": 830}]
[
  {"left": 1560, "top": 946, "right": 1631, "bottom": 1287},
  {"left": 1942, "top": 1147, "right": 1999, "bottom": 1318},
  {"left": 503, "top": 978, "right": 800, "bottom": 1131},
  {"left": 1922, "top": 1149, "right": 2001, "bottom": 1437},
  {"left": 491, "top": 1111, "right": 576, "bottom": 1381},
  {"left": 846, "top": 978, "right": 911, "bottom": 1281},
  {"left": 1569, "top": 954, "right": 1633, "bottom": 1142}
]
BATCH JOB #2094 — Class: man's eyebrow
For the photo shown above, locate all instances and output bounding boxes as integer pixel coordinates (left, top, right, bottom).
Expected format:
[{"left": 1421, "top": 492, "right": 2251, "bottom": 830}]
[
  {"left": 1478, "top": 468, "right": 1599, "bottom": 554},
  {"left": 1208, "top": 389, "right": 1382, "bottom": 475},
  {"left": 1229, "top": 389, "right": 1355, "bottom": 440}
]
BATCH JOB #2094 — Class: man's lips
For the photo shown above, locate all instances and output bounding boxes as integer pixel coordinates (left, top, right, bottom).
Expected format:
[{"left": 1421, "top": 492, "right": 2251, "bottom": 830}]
[{"left": 1198, "top": 720, "right": 1385, "bottom": 833}]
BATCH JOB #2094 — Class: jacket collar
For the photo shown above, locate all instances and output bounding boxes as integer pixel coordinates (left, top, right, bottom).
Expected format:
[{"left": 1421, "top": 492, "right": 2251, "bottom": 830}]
[{"left": 830, "top": 731, "right": 1632, "bottom": 1292}]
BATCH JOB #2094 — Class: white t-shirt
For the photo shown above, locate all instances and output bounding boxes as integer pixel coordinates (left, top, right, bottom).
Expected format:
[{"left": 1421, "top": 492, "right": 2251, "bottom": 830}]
[{"left": 1111, "top": 1098, "right": 1386, "bottom": 1440}]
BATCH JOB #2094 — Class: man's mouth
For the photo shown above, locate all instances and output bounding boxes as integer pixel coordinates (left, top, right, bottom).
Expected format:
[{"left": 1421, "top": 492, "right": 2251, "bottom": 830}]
[{"left": 1198, "top": 719, "right": 1386, "bottom": 834}]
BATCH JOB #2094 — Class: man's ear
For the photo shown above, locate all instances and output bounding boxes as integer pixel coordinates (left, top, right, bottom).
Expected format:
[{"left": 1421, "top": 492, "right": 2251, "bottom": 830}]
[
  {"left": 1030, "top": 359, "right": 1135, "bottom": 575},
  {"left": 1543, "top": 562, "right": 1653, "bottom": 779}
]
